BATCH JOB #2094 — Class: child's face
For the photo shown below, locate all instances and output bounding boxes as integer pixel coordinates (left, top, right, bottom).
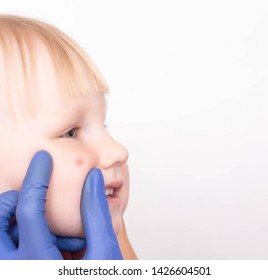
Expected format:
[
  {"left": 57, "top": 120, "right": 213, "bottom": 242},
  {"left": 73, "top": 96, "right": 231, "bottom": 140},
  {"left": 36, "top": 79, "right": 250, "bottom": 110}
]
[{"left": 0, "top": 43, "right": 129, "bottom": 237}]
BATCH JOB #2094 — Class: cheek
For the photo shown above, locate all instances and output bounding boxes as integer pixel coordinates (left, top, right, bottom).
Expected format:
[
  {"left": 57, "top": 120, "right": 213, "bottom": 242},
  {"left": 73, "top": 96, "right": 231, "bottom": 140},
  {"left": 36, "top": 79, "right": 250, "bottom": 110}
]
[
  {"left": 0, "top": 134, "right": 39, "bottom": 193},
  {"left": 75, "top": 158, "right": 84, "bottom": 167},
  {"left": 45, "top": 149, "right": 96, "bottom": 237}
]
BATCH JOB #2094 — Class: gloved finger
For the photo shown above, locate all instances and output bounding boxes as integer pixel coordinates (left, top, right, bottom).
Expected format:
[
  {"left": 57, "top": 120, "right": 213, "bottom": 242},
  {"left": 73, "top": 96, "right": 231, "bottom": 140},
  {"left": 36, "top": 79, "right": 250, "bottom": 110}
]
[
  {"left": 9, "top": 222, "right": 86, "bottom": 252},
  {"left": 81, "top": 168, "right": 123, "bottom": 260},
  {"left": 55, "top": 236, "right": 86, "bottom": 252},
  {"left": 15, "top": 151, "right": 57, "bottom": 253},
  {"left": 11, "top": 219, "right": 86, "bottom": 254},
  {"left": 0, "top": 190, "right": 18, "bottom": 256},
  {"left": 7, "top": 223, "right": 19, "bottom": 246}
]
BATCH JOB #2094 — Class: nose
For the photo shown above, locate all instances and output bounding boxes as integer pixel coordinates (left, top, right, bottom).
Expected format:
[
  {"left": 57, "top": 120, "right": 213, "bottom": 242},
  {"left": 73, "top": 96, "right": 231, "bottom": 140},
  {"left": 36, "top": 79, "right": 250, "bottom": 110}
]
[{"left": 97, "top": 132, "right": 129, "bottom": 169}]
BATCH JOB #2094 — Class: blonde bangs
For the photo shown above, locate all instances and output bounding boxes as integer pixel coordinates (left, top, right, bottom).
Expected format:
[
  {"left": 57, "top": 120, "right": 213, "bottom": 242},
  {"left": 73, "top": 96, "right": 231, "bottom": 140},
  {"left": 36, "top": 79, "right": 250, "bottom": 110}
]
[{"left": 0, "top": 14, "right": 109, "bottom": 118}]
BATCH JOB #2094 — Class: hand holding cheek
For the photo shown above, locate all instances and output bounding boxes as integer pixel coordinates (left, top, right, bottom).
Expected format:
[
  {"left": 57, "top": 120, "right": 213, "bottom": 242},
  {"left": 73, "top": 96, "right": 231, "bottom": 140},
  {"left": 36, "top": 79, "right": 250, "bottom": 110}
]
[
  {"left": 0, "top": 151, "right": 85, "bottom": 259},
  {"left": 0, "top": 151, "right": 122, "bottom": 259}
]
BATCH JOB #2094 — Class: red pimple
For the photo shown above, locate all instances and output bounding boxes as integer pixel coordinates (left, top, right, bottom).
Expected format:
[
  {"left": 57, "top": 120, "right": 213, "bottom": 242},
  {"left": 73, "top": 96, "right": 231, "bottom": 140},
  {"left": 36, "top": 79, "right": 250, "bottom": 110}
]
[{"left": 76, "top": 158, "right": 84, "bottom": 166}]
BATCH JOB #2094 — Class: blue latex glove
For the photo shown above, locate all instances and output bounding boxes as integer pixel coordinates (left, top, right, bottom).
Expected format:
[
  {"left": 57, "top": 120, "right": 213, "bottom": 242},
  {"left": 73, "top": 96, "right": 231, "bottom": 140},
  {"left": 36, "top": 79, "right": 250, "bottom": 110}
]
[
  {"left": 81, "top": 168, "right": 123, "bottom": 259},
  {"left": 0, "top": 151, "right": 122, "bottom": 260}
]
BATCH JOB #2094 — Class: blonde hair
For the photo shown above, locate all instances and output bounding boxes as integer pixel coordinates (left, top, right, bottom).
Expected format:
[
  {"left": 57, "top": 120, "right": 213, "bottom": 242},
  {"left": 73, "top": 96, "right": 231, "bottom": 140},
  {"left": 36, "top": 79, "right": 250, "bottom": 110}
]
[{"left": 0, "top": 14, "right": 108, "bottom": 118}]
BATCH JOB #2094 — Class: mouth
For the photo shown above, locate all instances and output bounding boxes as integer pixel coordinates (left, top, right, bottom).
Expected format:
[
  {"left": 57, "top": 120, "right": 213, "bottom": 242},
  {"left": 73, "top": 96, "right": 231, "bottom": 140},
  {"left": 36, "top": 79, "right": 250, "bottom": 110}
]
[{"left": 105, "top": 181, "right": 123, "bottom": 206}]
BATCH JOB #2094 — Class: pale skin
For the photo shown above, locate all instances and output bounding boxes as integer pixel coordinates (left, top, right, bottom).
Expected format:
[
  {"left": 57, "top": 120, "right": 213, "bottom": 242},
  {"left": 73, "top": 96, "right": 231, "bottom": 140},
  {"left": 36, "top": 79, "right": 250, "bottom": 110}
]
[{"left": 0, "top": 41, "right": 137, "bottom": 259}]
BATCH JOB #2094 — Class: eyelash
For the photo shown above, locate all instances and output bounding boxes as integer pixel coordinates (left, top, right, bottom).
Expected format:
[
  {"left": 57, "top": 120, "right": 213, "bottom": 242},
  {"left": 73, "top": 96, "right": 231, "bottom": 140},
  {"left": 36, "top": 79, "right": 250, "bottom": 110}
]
[
  {"left": 60, "top": 127, "right": 79, "bottom": 139},
  {"left": 60, "top": 124, "right": 108, "bottom": 139}
]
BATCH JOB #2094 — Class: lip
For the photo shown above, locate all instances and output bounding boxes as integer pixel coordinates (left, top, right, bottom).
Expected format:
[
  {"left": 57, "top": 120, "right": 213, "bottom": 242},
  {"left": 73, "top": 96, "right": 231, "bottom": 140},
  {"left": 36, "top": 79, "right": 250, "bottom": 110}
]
[
  {"left": 105, "top": 180, "right": 123, "bottom": 206},
  {"left": 105, "top": 181, "right": 123, "bottom": 189}
]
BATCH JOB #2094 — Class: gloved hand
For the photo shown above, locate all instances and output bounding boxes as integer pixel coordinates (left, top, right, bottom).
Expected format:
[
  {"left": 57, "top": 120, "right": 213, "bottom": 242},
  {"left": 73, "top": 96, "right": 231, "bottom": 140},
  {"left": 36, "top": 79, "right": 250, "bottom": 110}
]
[
  {"left": 81, "top": 168, "right": 123, "bottom": 259},
  {"left": 0, "top": 151, "right": 123, "bottom": 260}
]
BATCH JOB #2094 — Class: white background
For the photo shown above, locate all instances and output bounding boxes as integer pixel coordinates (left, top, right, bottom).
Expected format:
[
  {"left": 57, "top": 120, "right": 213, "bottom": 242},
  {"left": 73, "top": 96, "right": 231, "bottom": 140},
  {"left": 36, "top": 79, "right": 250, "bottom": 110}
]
[{"left": 1, "top": 0, "right": 268, "bottom": 259}]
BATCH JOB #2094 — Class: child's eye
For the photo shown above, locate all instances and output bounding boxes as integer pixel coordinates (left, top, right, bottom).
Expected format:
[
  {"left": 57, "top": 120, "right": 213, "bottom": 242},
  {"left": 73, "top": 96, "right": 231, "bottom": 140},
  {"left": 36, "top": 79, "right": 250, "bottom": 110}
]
[{"left": 60, "top": 127, "right": 79, "bottom": 139}]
